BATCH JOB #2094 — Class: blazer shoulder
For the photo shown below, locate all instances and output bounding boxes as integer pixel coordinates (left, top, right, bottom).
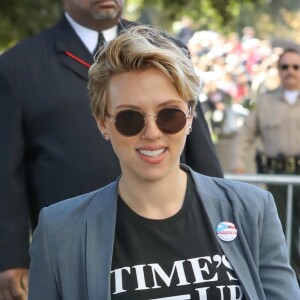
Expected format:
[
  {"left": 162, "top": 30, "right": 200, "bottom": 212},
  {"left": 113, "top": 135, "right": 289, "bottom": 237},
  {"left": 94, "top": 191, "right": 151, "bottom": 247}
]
[
  {"left": 119, "top": 18, "right": 136, "bottom": 27},
  {"left": 40, "top": 180, "right": 118, "bottom": 228},
  {"left": 257, "top": 87, "right": 281, "bottom": 103},
  {"left": 0, "top": 20, "right": 59, "bottom": 67},
  {"left": 189, "top": 166, "right": 271, "bottom": 209}
]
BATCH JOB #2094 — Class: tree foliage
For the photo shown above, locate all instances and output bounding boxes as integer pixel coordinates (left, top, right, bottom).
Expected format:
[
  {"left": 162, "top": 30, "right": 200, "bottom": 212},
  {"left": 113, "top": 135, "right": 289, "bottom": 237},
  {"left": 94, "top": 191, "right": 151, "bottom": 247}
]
[
  {"left": 141, "top": 0, "right": 262, "bottom": 25},
  {"left": 0, "top": 0, "right": 62, "bottom": 49}
]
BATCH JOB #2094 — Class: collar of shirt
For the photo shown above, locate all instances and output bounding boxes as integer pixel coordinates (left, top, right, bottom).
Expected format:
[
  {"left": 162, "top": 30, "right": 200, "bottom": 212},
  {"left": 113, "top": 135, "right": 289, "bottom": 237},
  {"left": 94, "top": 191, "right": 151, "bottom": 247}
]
[
  {"left": 102, "top": 26, "right": 118, "bottom": 42},
  {"left": 65, "top": 12, "right": 118, "bottom": 54},
  {"left": 283, "top": 89, "right": 299, "bottom": 105}
]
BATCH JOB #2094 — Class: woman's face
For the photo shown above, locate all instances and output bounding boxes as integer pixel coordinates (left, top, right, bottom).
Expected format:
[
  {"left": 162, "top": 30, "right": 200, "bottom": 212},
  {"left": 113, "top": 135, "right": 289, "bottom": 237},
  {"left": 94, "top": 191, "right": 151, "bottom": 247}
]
[{"left": 97, "top": 68, "right": 192, "bottom": 183}]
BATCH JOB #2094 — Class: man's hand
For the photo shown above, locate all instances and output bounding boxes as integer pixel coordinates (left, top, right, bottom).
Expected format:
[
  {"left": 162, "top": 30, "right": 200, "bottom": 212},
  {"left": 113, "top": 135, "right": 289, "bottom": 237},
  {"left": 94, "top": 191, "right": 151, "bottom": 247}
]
[{"left": 0, "top": 269, "right": 28, "bottom": 300}]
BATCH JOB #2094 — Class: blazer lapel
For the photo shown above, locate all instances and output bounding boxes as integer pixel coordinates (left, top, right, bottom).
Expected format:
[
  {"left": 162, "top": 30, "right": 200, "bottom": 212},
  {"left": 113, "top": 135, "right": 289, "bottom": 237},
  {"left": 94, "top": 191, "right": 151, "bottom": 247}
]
[
  {"left": 54, "top": 17, "right": 94, "bottom": 80},
  {"left": 188, "top": 167, "right": 260, "bottom": 300},
  {"left": 84, "top": 182, "right": 119, "bottom": 300},
  {"left": 54, "top": 18, "right": 134, "bottom": 80}
]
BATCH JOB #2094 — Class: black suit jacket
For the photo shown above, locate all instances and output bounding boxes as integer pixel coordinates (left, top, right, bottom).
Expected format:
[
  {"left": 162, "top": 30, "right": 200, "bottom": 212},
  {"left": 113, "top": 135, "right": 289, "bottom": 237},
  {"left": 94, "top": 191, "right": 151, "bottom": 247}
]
[{"left": 0, "top": 16, "right": 222, "bottom": 271}]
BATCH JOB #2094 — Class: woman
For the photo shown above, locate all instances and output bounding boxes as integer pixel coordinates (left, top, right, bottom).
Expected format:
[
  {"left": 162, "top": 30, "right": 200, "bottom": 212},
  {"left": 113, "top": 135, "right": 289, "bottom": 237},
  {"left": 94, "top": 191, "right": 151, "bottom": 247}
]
[{"left": 28, "top": 25, "right": 299, "bottom": 299}]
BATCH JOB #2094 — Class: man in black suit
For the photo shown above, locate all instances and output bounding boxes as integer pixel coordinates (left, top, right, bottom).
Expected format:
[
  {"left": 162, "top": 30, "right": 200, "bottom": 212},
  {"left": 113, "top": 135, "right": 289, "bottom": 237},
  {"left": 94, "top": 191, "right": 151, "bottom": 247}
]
[{"left": 0, "top": 0, "right": 222, "bottom": 299}]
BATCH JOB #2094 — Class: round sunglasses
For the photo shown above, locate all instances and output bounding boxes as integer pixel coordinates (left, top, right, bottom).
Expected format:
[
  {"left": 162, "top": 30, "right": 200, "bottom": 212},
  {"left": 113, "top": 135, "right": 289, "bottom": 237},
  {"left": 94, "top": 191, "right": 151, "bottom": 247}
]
[{"left": 106, "top": 106, "right": 191, "bottom": 136}]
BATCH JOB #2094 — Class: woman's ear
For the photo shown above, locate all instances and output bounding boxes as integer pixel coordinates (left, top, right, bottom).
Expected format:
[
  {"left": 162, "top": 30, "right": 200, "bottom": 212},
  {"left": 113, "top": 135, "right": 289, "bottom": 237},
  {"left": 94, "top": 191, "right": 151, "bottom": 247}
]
[
  {"left": 94, "top": 115, "right": 109, "bottom": 140},
  {"left": 187, "top": 115, "right": 194, "bottom": 135}
]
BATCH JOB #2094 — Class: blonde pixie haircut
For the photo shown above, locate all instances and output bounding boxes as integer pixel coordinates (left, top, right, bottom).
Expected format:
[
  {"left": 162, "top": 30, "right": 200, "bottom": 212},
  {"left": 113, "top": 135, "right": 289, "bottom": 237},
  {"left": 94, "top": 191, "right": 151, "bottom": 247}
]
[{"left": 88, "top": 24, "right": 202, "bottom": 120}]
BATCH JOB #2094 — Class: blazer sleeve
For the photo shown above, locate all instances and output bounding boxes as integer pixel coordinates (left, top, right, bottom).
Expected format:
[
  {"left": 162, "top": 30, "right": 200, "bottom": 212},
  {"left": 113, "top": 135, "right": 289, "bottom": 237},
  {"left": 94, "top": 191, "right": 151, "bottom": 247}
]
[
  {"left": 0, "top": 65, "right": 31, "bottom": 271},
  {"left": 28, "top": 209, "right": 61, "bottom": 300},
  {"left": 259, "top": 192, "right": 300, "bottom": 299},
  {"left": 182, "top": 102, "right": 223, "bottom": 177}
]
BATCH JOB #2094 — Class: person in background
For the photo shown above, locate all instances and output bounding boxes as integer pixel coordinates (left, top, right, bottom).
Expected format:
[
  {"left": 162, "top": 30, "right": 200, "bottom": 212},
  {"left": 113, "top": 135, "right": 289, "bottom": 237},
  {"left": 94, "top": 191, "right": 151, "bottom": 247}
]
[
  {"left": 28, "top": 24, "right": 299, "bottom": 300},
  {"left": 231, "top": 47, "right": 300, "bottom": 283},
  {"left": 0, "top": 1, "right": 223, "bottom": 299},
  {"left": 241, "top": 26, "right": 256, "bottom": 42},
  {"left": 176, "top": 16, "right": 195, "bottom": 45},
  {"left": 201, "top": 79, "right": 232, "bottom": 138}
]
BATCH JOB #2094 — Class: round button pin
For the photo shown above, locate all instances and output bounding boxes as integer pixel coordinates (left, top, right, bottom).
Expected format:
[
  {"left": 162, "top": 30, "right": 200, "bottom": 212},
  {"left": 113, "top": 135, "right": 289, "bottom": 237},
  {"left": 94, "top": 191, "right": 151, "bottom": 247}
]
[{"left": 216, "top": 221, "right": 237, "bottom": 242}]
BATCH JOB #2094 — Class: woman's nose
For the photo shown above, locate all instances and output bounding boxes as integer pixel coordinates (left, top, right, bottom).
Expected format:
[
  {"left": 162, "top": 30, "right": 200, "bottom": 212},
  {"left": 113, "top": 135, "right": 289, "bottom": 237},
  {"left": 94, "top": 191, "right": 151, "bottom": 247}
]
[{"left": 141, "top": 114, "right": 163, "bottom": 139}]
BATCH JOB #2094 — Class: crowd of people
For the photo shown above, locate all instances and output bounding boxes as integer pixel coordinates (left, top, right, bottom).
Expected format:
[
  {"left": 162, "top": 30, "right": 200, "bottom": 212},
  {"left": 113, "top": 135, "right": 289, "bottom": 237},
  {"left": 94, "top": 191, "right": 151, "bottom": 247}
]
[{"left": 176, "top": 20, "right": 283, "bottom": 140}]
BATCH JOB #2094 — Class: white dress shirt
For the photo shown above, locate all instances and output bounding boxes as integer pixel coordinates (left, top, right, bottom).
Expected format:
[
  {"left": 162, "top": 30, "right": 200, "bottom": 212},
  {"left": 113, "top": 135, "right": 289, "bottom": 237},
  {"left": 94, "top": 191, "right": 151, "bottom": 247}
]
[
  {"left": 284, "top": 90, "right": 299, "bottom": 105},
  {"left": 65, "top": 13, "right": 118, "bottom": 54}
]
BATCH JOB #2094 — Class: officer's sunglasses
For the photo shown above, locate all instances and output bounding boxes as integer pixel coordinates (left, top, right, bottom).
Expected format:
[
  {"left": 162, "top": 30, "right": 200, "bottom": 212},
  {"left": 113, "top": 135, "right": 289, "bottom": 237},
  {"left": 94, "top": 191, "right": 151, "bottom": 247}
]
[
  {"left": 106, "top": 106, "right": 192, "bottom": 137},
  {"left": 279, "top": 64, "right": 300, "bottom": 71}
]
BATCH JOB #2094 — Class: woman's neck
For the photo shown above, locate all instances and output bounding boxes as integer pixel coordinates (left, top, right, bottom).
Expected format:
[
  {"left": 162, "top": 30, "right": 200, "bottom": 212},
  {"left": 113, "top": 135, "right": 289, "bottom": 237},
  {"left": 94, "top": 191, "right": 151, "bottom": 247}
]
[{"left": 118, "top": 169, "right": 187, "bottom": 219}]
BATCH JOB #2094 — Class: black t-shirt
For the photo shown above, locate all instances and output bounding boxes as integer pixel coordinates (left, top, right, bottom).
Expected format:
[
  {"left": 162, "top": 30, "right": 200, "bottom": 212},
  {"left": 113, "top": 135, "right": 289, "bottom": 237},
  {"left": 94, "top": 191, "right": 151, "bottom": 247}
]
[{"left": 111, "top": 173, "right": 245, "bottom": 299}]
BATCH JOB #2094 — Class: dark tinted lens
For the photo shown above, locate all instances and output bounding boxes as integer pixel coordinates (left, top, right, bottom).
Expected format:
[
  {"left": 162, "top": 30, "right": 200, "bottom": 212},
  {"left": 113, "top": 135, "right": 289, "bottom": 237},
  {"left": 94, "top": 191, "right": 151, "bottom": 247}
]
[
  {"left": 156, "top": 108, "right": 187, "bottom": 134},
  {"left": 293, "top": 64, "right": 300, "bottom": 70},
  {"left": 115, "top": 110, "right": 145, "bottom": 136},
  {"left": 280, "top": 64, "right": 289, "bottom": 70}
]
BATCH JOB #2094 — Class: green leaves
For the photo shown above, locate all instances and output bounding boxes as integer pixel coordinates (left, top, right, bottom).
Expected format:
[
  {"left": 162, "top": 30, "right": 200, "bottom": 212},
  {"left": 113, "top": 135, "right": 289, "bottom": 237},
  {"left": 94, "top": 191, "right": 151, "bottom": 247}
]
[{"left": 0, "top": 0, "right": 62, "bottom": 50}]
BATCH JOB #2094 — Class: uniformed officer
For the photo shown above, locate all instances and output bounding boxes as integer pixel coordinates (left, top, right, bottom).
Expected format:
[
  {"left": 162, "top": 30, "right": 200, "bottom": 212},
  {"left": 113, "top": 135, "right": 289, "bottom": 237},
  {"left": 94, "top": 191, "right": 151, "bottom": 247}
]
[{"left": 231, "top": 47, "right": 300, "bottom": 283}]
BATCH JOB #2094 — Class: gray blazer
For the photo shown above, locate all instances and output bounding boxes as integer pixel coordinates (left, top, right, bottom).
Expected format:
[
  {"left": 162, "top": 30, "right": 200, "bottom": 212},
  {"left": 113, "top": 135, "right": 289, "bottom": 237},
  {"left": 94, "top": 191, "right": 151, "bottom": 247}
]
[{"left": 28, "top": 165, "right": 300, "bottom": 299}]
